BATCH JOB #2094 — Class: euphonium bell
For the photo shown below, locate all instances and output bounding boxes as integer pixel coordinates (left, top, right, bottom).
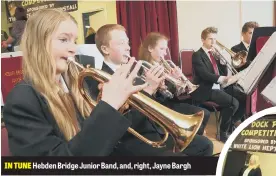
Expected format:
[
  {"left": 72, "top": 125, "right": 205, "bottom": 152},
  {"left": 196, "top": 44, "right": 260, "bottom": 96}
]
[{"left": 67, "top": 57, "right": 204, "bottom": 152}]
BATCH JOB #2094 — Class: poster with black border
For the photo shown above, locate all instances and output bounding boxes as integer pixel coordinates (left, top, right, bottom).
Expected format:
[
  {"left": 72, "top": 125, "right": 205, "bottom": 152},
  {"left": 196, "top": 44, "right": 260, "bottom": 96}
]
[
  {"left": 5, "top": 0, "right": 78, "bottom": 23},
  {"left": 230, "top": 115, "right": 276, "bottom": 153}
]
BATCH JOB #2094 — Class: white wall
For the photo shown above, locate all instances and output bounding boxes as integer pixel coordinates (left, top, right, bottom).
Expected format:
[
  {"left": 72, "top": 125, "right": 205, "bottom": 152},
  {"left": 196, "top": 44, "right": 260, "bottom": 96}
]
[
  {"left": 177, "top": 0, "right": 274, "bottom": 51},
  {"left": 241, "top": 1, "right": 274, "bottom": 27}
]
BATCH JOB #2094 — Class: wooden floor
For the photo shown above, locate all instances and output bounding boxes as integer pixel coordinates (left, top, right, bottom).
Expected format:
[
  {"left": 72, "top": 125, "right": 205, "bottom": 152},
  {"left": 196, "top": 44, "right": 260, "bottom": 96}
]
[{"left": 204, "top": 112, "right": 224, "bottom": 155}]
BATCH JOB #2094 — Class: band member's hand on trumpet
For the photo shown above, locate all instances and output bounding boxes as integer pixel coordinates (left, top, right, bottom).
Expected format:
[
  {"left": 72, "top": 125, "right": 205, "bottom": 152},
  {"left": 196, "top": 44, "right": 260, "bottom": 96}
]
[
  {"left": 68, "top": 56, "right": 148, "bottom": 110},
  {"left": 124, "top": 55, "right": 166, "bottom": 96},
  {"left": 101, "top": 57, "right": 149, "bottom": 110},
  {"left": 143, "top": 64, "right": 166, "bottom": 95}
]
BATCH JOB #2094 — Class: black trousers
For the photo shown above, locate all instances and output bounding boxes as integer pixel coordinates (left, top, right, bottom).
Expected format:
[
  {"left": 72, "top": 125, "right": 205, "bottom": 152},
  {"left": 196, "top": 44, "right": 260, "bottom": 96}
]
[
  {"left": 112, "top": 133, "right": 213, "bottom": 156},
  {"left": 208, "top": 85, "right": 246, "bottom": 133},
  {"left": 224, "top": 85, "right": 247, "bottom": 122},
  {"left": 163, "top": 101, "right": 211, "bottom": 135}
]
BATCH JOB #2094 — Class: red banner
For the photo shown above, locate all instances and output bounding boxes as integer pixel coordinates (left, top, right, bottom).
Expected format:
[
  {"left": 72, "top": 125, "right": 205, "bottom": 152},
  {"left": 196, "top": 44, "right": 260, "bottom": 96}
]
[{"left": 1, "top": 56, "right": 23, "bottom": 103}]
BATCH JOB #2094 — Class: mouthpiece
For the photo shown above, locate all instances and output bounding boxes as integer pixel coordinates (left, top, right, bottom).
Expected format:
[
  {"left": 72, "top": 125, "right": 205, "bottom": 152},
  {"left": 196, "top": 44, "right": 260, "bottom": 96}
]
[
  {"left": 67, "top": 56, "right": 75, "bottom": 62},
  {"left": 67, "top": 56, "right": 84, "bottom": 69}
]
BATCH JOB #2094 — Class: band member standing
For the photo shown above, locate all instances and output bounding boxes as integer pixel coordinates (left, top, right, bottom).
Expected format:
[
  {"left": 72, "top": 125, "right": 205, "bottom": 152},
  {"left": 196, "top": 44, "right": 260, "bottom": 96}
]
[
  {"left": 88, "top": 24, "right": 214, "bottom": 156},
  {"left": 231, "top": 21, "right": 259, "bottom": 72},
  {"left": 239, "top": 154, "right": 262, "bottom": 176},
  {"left": 2, "top": 7, "right": 27, "bottom": 49},
  {"left": 191, "top": 27, "right": 245, "bottom": 143},
  {"left": 3, "top": 9, "right": 148, "bottom": 156},
  {"left": 138, "top": 32, "right": 211, "bottom": 136}
]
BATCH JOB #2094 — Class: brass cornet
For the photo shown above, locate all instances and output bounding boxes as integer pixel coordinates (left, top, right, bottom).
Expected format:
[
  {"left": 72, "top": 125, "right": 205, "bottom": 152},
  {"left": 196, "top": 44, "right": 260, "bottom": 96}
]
[
  {"left": 132, "top": 59, "right": 174, "bottom": 99},
  {"left": 159, "top": 57, "right": 199, "bottom": 95},
  {"left": 67, "top": 57, "right": 204, "bottom": 153}
]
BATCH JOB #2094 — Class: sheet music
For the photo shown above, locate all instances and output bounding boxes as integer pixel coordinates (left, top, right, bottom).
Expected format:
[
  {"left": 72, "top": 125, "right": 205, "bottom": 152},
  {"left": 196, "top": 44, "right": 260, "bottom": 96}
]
[
  {"left": 261, "top": 76, "right": 276, "bottom": 106},
  {"left": 222, "top": 32, "right": 276, "bottom": 94}
]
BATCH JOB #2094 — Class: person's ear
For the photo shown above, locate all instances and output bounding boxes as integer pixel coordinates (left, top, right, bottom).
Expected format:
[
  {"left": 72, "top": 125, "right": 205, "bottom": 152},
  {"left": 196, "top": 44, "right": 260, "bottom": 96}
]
[
  {"left": 148, "top": 45, "right": 154, "bottom": 53},
  {"left": 101, "top": 45, "right": 109, "bottom": 55}
]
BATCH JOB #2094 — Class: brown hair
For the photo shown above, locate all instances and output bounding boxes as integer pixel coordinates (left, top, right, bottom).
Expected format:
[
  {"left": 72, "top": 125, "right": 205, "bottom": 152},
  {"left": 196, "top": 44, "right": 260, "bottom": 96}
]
[
  {"left": 201, "top": 27, "right": 218, "bottom": 40},
  {"left": 95, "top": 24, "right": 126, "bottom": 56},
  {"left": 242, "top": 21, "right": 259, "bottom": 33},
  {"left": 138, "top": 32, "right": 169, "bottom": 63}
]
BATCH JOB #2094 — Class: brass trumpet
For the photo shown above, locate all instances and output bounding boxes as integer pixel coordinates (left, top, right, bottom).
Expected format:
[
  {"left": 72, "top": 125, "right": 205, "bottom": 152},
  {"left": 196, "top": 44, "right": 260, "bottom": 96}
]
[
  {"left": 159, "top": 57, "right": 199, "bottom": 95},
  {"left": 67, "top": 57, "right": 204, "bottom": 153},
  {"left": 216, "top": 41, "right": 248, "bottom": 69},
  {"left": 131, "top": 59, "right": 174, "bottom": 99}
]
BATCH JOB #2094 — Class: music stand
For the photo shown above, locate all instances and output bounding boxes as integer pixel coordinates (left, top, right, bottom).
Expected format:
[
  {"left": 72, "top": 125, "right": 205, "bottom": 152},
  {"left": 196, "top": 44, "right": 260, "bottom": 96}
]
[
  {"left": 261, "top": 76, "right": 276, "bottom": 106},
  {"left": 247, "top": 27, "right": 276, "bottom": 62},
  {"left": 238, "top": 31, "right": 276, "bottom": 95}
]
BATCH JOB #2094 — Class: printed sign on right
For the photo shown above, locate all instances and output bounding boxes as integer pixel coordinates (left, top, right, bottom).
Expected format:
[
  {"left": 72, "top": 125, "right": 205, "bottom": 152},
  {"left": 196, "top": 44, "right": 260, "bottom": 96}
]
[{"left": 216, "top": 107, "right": 276, "bottom": 176}]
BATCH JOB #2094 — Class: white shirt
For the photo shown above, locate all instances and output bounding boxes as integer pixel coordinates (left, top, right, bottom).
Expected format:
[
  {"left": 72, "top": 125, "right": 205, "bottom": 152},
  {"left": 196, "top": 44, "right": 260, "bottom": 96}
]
[
  {"left": 243, "top": 167, "right": 252, "bottom": 176},
  {"left": 242, "top": 41, "right": 250, "bottom": 51},
  {"left": 201, "top": 46, "right": 223, "bottom": 90},
  {"left": 103, "top": 60, "right": 121, "bottom": 72}
]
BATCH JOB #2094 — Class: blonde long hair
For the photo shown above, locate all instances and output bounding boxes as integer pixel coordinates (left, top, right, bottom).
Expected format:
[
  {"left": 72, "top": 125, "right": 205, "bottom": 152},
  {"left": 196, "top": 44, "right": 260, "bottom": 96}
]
[
  {"left": 138, "top": 32, "right": 168, "bottom": 64},
  {"left": 248, "top": 154, "right": 261, "bottom": 169},
  {"left": 21, "top": 9, "right": 91, "bottom": 141}
]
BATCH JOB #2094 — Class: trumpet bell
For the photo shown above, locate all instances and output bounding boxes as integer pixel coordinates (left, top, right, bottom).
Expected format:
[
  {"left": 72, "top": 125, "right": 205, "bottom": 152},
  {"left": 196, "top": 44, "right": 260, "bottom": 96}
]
[
  {"left": 170, "top": 110, "right": 204, "bottom": 152},
  {"left": 216, "top": 41, "right": 248, "bottom": 70},
  {"left": 232, "top": 50, "right": 248, "bottom": 68}
]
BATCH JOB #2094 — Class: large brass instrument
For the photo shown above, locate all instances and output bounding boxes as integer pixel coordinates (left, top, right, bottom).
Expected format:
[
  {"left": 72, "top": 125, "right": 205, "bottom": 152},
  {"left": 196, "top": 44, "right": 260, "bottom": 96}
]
[
  {"left": 215, "top": 41, "right": 248, "bottom": 69},
  {"left": 67, "top": 57, "right": 204, "bottom": 153}
]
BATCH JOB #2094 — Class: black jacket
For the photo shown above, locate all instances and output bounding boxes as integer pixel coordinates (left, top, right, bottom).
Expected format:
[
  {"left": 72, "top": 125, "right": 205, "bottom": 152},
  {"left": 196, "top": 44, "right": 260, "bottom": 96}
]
[
  {"left": 191, "top": 48, "right": 228, "bottom": 102},
  {"left": 231, "top": 41, "right": 247, "bottom": 54},
  {"left": 239, "top": 167, "right": 262, "bottom": 176},
  {"left": 85, "top": 33, "right": 96, "bottom": 44},
  {"left": 3, "top": 80, "right": 131, "bottom": 156},
  {"left": 75, "top": 54, "right": 95, "bottom": 68}
]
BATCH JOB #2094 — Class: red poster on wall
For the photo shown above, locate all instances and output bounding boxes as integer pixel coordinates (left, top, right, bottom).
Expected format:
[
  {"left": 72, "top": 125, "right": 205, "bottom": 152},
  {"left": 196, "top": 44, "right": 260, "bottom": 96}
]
[{"left": 1, "top": 56, "right": 23, "bottom": 103}]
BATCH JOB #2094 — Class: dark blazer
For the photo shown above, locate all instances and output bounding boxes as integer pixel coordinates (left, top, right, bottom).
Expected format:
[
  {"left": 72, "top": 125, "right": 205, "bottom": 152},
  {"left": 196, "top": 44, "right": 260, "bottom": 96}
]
[
  {"left": 239, "top": 167, "right": 262, "bottom": 176},
  {"left": 231, "top": 42, "right": 247, "bottom": 54},
  {"left": 231, "top": 42, "right": 250, "bottom": 72},
  {"left": 191, "top": 47, "right": 228, "bottom": 102},
  {"left": 75, "top": 54, "right": 95, "bottom": 68},
  {"left": 3, "top": 80, "right": 131, "bottom": 156},
  {"left": 85, "top": 33, "right": 96, "bottom": 44}
]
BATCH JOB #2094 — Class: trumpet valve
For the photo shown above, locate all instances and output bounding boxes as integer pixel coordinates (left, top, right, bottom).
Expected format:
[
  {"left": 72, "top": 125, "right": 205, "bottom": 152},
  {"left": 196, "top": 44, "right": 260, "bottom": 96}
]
[{"left": 119, "top": 102, "right": 130, "bottom": 114}]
